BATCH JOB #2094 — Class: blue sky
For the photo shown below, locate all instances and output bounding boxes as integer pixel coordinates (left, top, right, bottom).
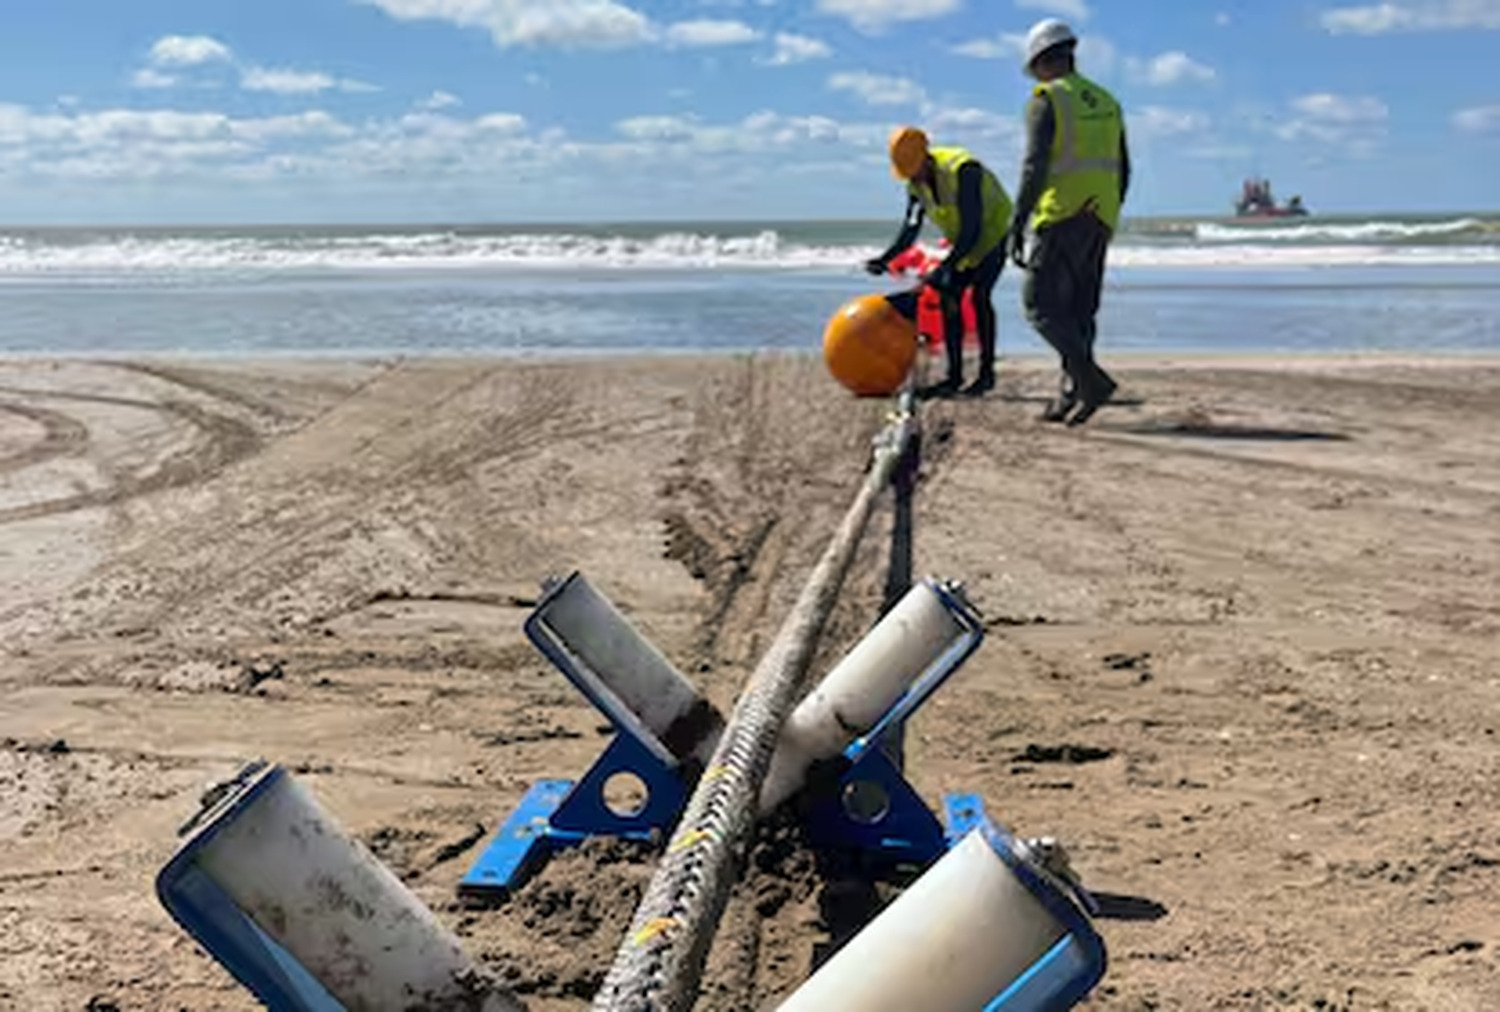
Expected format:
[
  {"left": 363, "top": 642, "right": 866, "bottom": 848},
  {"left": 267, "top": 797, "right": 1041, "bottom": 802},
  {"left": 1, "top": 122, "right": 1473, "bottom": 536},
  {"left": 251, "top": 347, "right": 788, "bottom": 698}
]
[{"left": 0, "top": 0, "right": 1496, "bottom": 223}]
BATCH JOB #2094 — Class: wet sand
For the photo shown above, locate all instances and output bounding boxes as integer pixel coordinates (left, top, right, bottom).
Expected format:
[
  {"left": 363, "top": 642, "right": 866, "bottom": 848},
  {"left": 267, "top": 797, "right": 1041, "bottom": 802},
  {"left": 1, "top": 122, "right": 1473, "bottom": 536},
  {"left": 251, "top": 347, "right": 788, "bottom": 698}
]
[{"left": 2, "top": 351, "right": 1499, "bottom": 1011}]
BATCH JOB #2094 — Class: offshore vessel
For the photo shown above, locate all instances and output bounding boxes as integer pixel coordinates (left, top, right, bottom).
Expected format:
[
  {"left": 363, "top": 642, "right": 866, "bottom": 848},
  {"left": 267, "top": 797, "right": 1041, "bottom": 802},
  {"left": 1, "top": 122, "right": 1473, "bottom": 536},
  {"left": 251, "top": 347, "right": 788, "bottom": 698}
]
[{"left": 1234, "top": 176, "right": 1309, "bottom": 218}]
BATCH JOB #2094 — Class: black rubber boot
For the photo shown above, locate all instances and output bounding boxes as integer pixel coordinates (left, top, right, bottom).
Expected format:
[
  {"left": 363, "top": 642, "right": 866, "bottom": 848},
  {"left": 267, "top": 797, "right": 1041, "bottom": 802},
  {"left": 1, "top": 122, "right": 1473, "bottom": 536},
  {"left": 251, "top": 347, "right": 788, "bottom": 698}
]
[
  {"left": 963, "top": 332, "right": 996, "bottom": 397},
  {"left": 1066, "top": 370, "right": 1118, "bottom": 427},
  {"left": 919, "top": 376, "right": 961, "bottom": 399},
  {"left": 963, "top": 373, "right": 995, "bottom": 397},
  {"left": 921, "top": 326, "right": 964, "bottom": 398},
  {"left": 1040, "top": 364, "right": 1078, "bottom": 421},
  {"left": 1041, "top": 391, "right": 1076, "bottom": 422}
]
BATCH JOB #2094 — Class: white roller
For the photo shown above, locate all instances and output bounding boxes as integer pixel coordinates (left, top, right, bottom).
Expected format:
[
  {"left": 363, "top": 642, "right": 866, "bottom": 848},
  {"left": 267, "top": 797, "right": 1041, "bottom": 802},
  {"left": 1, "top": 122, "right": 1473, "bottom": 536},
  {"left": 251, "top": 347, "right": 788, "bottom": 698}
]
[
  {"left": 776, "top": 829, "right": 1067, "bottom": 1011},
  {"left": 760, "top": 580, "right": 962, "bottom": 812},
  {"left": 196, "top": 769, "right": 522, "bottom": 1012},
  {"left": 543, "top": 573, "right": 721, "bottom": 766}
]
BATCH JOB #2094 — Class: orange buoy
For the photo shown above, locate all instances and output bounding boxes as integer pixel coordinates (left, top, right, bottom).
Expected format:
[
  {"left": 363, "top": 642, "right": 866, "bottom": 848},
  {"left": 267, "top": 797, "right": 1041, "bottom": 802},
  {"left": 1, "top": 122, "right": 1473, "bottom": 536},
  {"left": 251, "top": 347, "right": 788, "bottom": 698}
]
[{"left": 822, "top": 293, "right": 919, "bottom": 397}]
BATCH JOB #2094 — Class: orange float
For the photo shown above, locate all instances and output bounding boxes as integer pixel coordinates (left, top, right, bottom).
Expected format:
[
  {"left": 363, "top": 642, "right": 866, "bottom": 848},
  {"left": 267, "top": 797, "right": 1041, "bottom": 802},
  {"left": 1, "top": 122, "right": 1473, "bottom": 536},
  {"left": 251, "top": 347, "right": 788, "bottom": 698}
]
[{"left": 822, "top": 293, "right": 919, "bottom": 397}]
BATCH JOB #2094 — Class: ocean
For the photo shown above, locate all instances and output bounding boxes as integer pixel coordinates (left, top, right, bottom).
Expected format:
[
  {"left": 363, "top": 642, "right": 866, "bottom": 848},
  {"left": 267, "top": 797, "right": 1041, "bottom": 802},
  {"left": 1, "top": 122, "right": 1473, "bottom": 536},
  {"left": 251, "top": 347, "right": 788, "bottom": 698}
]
[{"left": 1, "top": 215, "right": 1497, "bottom": 357}]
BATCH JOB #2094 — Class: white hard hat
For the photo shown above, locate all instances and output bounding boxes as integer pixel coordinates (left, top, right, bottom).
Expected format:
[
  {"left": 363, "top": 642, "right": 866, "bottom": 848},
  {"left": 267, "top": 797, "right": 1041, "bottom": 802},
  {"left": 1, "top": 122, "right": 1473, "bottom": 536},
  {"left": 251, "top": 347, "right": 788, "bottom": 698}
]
[{"left": 1024, "top": 18, "right": 1077, "bottom": 69}]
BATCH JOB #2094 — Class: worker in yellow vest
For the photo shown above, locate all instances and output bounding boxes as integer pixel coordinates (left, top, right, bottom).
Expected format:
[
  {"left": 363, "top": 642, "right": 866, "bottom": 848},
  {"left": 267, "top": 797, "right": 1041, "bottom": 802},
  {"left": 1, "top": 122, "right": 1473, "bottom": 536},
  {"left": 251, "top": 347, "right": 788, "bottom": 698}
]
[
  {"left": 866, "top": 128, "right": 1014, "bottom": 398},
  {"left": 1008, "top": 19, "right": 1130, "bottom": 425}
]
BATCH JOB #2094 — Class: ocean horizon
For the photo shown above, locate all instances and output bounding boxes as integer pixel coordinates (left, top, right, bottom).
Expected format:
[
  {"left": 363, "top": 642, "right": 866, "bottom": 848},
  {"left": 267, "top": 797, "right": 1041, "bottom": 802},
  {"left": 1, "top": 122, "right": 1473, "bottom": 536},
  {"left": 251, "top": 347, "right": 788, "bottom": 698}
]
[
  {"left": 4, "top": 208, "right": 1498, "bottom": 227},
  {"left": 2, "top": 214, "right": 1497, "bottom": 358}
]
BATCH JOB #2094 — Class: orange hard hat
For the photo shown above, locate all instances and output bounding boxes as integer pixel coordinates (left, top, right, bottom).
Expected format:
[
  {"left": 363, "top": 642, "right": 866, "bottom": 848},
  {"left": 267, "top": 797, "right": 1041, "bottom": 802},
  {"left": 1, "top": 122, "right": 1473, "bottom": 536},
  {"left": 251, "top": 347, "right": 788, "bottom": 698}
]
[
  {"left": 823, "top": 294, "right": 919, "bottom": 397},
  {"left": 888, "top": 126, "right": 929, "bottom": 181}
]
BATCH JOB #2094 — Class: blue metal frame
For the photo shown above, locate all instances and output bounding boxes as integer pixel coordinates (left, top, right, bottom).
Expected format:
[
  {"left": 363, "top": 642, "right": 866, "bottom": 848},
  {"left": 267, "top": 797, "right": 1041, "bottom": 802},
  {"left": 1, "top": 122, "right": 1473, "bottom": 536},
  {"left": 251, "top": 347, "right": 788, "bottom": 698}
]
[
  {"left": 155, "top": 762, "right": 344, "bottom": 1011},
  {"left": 461, "top": 573, "right": 991, "bottom": 896},
  {"left": 461, "top": 571, "right": 700, "bottom": 897},
  {"left": 801, "top": 746, "right": 948, "bottom": 870},
  {"left": 459, "top": 731, "right": 687, "bottom": 897},
  {"left": 940, "top": 791, "right": 992, "bottom": 847},
  {"left": 794, "top": 578, "right": 986, "bottom": 872}
]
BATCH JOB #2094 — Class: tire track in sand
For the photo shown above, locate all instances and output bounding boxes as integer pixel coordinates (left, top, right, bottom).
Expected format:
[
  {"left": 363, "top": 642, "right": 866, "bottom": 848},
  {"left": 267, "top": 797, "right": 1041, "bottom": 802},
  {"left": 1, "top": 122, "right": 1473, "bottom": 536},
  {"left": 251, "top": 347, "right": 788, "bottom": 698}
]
[
  {"left": 0, "top": 383, "right": 261, "bottom": 526},
  {"left": 0, "top": 402, "right": 89, "bottom": 476},
  {"left": 106, "top": 361, "right": 294, "bottom": 423},
  {"left": 14, "top": 362, "right": 681, "bottom": 649}
]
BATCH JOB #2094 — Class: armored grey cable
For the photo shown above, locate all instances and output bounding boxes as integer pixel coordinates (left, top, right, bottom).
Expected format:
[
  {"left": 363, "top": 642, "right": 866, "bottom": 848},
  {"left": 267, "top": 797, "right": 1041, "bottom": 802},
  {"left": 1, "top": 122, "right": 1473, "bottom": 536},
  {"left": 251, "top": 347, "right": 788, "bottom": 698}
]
[{"left": 592, "top": 394, "right": 917, "bottom": 1012}]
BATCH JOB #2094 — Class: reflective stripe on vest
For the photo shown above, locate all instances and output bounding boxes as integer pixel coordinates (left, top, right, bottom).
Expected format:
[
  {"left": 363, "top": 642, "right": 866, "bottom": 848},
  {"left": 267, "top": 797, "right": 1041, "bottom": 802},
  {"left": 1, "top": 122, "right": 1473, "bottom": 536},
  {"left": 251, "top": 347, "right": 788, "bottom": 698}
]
[{"left": 907, "top": 146, "right": 1013, "bottom": 270}]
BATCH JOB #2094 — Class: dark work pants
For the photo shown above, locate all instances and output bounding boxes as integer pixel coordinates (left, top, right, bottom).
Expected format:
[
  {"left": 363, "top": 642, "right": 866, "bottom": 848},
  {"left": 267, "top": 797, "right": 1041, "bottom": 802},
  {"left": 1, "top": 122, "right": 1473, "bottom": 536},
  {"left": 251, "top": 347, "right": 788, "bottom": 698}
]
[
  {"left": 1023, "top": 213, "right": 1114, "bottom": 401},
  {"left": 937, "top": 244, "right": 1005, "bottom": 385}
]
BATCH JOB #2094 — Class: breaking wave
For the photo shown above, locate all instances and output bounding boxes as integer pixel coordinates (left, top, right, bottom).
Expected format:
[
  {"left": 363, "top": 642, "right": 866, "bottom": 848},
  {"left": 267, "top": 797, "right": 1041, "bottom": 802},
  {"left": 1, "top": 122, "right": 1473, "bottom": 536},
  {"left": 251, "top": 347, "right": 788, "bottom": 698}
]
[
  {"left": 1194, "top": 217, "right": 1494, "bottom": 245},
  {"left": 1, "top": 221, "right": 1498, "bottom": 278}
]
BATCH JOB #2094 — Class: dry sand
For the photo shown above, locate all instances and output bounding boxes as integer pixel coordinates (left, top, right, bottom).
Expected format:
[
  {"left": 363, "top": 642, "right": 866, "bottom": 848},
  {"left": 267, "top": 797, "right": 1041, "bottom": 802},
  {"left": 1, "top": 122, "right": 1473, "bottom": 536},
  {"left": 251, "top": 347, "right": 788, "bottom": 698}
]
[{"left": 1, "top": 351, "right": 1498, "bottom": 1011}]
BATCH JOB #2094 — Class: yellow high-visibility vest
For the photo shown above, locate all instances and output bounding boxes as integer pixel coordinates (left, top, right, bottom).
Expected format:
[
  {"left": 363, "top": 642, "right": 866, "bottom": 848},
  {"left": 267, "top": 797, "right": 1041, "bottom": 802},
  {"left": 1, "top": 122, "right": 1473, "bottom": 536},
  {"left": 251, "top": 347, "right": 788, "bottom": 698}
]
[
  {"left": 907, "top": 146, "right": 1013, "bottom": 269},
  {"left": 1031, "top": 73, "right": 1124, "bottom": 233}
]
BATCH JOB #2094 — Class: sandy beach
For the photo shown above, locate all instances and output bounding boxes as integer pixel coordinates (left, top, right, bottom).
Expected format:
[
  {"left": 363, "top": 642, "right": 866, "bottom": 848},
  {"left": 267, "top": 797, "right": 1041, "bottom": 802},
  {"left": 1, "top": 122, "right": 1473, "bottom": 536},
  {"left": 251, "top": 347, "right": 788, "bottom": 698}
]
[{"left": 2, "top": 350, "right": 1499, "bottom": 1011}]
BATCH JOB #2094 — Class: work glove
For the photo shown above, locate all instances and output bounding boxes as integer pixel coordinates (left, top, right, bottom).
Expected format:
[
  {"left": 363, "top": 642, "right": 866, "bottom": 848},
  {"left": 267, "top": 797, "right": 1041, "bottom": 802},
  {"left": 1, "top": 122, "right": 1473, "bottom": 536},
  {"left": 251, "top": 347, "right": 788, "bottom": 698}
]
[
  {"left": 1007, "top": 228, "right": 1028, "bottom": 270},
  {"left": 863, "top": 257, "right": 891, "bottom": 277}
]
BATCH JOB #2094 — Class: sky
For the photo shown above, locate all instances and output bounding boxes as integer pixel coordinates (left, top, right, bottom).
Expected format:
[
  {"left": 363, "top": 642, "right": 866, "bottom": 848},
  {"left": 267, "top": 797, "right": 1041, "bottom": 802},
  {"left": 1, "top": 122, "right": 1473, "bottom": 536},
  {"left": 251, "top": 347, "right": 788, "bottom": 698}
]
[{"left": 0, "top": 0, "right": 1496, "bottom": 224}]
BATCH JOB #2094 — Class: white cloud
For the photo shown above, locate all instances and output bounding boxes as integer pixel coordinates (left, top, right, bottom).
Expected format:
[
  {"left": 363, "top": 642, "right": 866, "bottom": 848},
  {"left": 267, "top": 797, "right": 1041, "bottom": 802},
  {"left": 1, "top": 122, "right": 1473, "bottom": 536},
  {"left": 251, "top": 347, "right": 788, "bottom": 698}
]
[
  {"left": 149, "top": 35, "right": 234, "bottom": 67},
  {"left": 1016, "top": 0, "right": 1091, "bottom": 22},
  {"left": 1321, "top": 0, "right": 1500, "bottom": 32},
  {"left": 613, "top": 109, "right": 887, "bottom": 153},
  {"left": 765, "top": 32, "right": 832, "bottom": 64},
  {"left": 241, "top": 68, "right": 335, "bottom": 94},
  {"left": 827, "top": 71, "right": 928, "bottom": 106},
  {"left": 132, "top": 69, "right": 179, "bottom": 90},
  {"left": 662, "top": 19, "right": 762, "bottom": 46},
  {"left": 815, "top": 0, "right": 963, "bottom": 33},
  {"left": 1452, "top": 103, "right": 1500, "bottom": 133},
  {"left": 1216, "top": 11, "right": 1232, "bottom": 24},
  {"left": 1289, "top": 93, "right": 1388, "bottom": 124},
  {"left": 240, "top": 67, "right": 378, "bottom": 95},
  {"left": 616, "top": 115, "right": 701, "bottom": 141},
  {"left": 1132, "top": 105, "right": 1211, "bottom": 138},
  {"left": 819, "top": 72, "right": 1020, "bottom": 154},
  {"left": 924, "top": 106, "right": 1021, "bottom": 141},
  {"left": 475, "top": 112, "right": 528, "bottom": 133},
  {"left": 0, "top": 103, "right": 357, "bottom": 178},
  {"left": 359, "top": 0, "right": 771, "bottom": 51},
  {"left": 952, "top": 29, "right": 1116, "bottom": 76},
  {"left": 357, "top": 0, "right": 654, "bottom": 48},
  {"left": 230, "top": 112, "right": 357, "bottom": 143},
  {"left": 952, "top": 33, "right": 1028, "bottom": 59},
  {"left": 1274, "top": 93, "right": 1388, "bottom": 149},
  {"left": 419, "top": 90, "right": 462, "bottom": 110},
  {"left": 0, "top": 93, "right": 985, "bottom": 210},
  {"left": 1125, "top": 51, "right": 1216, "bottom": 86},
  {"left": 137, "top": 34, "right": 377, "bottom": 95}
]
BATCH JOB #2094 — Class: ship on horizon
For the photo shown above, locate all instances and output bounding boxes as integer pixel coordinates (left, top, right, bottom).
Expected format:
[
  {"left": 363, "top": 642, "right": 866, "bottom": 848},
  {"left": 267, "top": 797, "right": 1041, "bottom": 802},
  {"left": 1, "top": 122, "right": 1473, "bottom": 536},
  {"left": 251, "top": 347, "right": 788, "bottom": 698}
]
[{"left": 1234, "top": 176, "right": 1309, "bottom": 219}]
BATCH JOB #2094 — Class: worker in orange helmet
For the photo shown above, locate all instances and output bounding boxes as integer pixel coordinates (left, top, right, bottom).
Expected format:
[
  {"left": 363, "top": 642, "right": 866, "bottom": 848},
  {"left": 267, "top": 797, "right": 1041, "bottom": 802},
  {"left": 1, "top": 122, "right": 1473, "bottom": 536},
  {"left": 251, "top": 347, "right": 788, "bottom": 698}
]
[{"left": 864, "top": 126, "right": 1014, "bottom": 398}]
